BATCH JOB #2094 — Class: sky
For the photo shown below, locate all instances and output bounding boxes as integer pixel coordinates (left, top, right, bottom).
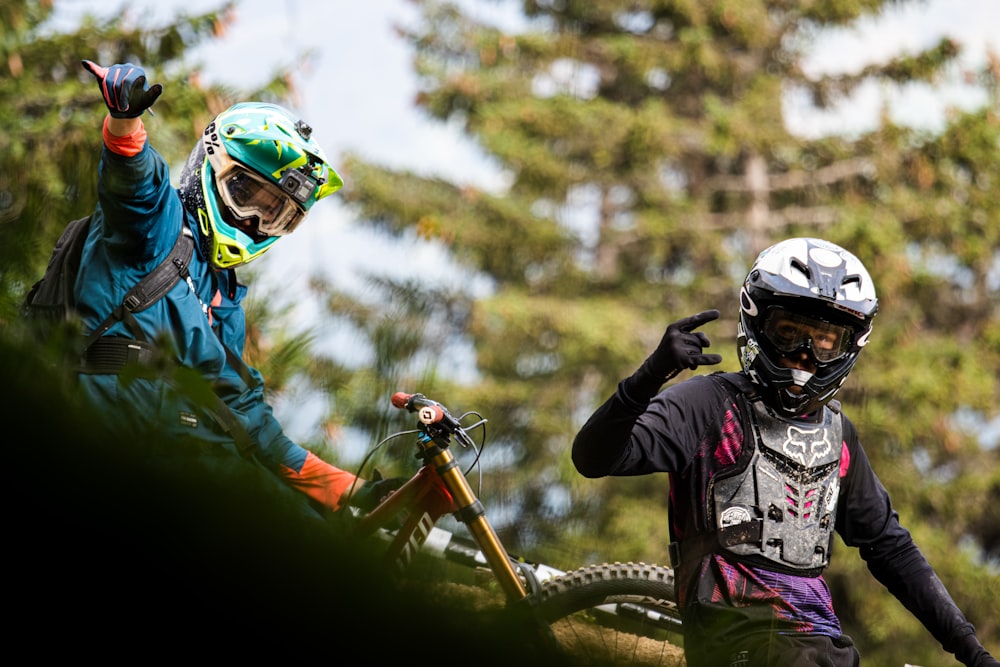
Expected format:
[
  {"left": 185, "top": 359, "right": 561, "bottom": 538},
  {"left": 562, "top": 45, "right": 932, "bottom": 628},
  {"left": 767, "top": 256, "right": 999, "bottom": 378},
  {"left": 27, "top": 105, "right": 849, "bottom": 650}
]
[
  {"left": 55, "top": 0, "right": 1000, "bottom": 294},
  {"left": 54, "top": 0, "right": 1000, "bottom": 444}
]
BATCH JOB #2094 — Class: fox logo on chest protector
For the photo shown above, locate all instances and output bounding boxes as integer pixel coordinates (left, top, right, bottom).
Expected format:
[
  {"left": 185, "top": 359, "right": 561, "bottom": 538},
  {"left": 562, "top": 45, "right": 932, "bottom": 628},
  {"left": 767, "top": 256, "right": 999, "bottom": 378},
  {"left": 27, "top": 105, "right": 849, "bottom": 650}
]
[
  {"left": 782, "top": 425, "right": 832, "bottom": 467},
  {"left": 710, "top": 397, "right": 844, "bottom": 570}
]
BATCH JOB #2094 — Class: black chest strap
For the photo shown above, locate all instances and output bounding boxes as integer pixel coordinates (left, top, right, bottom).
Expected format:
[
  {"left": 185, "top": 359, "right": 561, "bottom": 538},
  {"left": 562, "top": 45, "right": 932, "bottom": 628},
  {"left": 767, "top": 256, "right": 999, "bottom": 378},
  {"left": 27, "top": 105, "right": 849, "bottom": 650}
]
[{"left": 82, "top": 226, "right": 195, "bottom": 350}]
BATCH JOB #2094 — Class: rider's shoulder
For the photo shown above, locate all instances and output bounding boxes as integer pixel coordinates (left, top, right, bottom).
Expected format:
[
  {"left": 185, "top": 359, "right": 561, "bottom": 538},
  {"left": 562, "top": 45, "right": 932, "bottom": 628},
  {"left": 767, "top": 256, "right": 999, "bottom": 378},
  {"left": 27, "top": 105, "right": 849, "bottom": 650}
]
[
  {"left": 700, "top": 370, "right": 754, "bottom": 395},
  {"left": 668, "top": 371, "right": 746, "bottom": 404}
]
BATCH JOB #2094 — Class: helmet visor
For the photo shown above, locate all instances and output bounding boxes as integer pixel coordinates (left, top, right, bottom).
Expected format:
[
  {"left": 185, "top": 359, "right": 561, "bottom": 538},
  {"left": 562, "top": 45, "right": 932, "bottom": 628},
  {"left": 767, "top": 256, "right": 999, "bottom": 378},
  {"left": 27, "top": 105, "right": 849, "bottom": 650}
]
[
  {"left": 216, "top": 163, "right": 306, "bottom": 237},
  {"left": 763, "top": 308, "right": 854, "bottom": 363}
]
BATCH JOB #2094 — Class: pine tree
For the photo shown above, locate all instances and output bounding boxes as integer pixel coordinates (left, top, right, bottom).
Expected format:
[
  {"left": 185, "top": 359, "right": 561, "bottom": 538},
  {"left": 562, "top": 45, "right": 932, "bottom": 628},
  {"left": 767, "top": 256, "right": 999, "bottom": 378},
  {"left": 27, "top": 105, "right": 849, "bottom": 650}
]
[{"left": 331, "top": 1, "right": 999, "bottom": 663}]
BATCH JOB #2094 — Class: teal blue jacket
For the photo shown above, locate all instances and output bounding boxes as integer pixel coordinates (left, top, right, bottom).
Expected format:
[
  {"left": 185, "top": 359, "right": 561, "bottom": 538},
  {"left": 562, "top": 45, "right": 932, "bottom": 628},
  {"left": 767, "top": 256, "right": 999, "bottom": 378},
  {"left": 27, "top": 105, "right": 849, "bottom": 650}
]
[{"left": 75, "top": 132, "right": 309, "bottom": 474}]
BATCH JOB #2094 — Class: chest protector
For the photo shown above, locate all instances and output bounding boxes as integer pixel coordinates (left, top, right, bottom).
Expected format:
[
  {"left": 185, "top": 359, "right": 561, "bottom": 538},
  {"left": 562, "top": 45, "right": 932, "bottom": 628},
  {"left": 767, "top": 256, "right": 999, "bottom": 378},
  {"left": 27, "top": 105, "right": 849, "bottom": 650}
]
[{"left": 710, "top": 388, "right": 843, "bottom": 573}]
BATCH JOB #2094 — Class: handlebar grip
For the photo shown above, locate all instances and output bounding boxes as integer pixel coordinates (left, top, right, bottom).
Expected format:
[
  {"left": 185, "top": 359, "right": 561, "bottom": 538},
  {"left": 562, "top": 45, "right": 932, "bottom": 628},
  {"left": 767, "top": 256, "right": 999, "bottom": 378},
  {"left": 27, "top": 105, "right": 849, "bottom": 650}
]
[
  {"left": 391, "top": 392, "right": 412, "bottom": 409},
  {"left": 416, "top": 404, "right": 445, "bottom": 425},
  {"left": 390, "top": 391, "right": 455, "bottom": 427}
]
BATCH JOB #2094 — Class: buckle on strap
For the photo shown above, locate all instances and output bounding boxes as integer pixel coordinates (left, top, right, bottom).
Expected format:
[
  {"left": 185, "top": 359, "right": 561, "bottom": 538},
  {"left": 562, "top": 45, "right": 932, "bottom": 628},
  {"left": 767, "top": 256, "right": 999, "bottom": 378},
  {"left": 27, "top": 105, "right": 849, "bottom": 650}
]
[
  {"left": 718, "top": 519, "right": 763, "bottom": 548},
  {"left": 80, "top": 337, "right": 156, "bottom": 373},
  {"left": 124, "top": 293, "right": 144, "bottom": 311},
  {"left": 669, "top": 520, "right": 763, "bottom": 569}
]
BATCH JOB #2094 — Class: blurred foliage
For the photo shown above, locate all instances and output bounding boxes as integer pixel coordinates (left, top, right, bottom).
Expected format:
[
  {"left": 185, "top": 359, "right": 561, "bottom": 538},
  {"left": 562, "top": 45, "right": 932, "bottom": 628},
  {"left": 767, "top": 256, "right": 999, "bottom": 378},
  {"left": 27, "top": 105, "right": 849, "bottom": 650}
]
[{"left": 0, "top": 327, "right": 570, "bottom": 665}]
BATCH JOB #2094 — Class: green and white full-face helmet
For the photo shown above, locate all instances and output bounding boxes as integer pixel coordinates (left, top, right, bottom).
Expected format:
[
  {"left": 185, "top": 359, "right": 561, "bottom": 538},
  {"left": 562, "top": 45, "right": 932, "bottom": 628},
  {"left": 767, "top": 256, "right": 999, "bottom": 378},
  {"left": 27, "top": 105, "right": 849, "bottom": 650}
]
[{"left": 178, "top": 102, "right": 343, "bottom": 269}]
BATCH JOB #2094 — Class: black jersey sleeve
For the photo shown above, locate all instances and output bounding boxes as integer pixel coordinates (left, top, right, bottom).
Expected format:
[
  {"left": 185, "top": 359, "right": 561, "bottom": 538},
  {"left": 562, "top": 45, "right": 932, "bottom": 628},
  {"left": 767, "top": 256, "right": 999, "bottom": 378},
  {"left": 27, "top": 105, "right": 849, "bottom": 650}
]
[
  {"left": 836, "top": 417, "right": 991, "bottom": 666},
  {"left": 572, "top": 373, "right": 730, "bottom": 478}
]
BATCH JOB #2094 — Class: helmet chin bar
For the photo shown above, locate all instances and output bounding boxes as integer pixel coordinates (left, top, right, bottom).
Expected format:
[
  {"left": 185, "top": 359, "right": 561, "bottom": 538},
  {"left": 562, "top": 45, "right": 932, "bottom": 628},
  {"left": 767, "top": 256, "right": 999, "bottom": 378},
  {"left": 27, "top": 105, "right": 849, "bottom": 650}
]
[
  {"left": 773, "top": 374, "right": 844, "bottom": 417},
  {"left": 789, "top": 368, "right": 813, "bottom": 386},
  {"left": 777, "top": 387, "right": 812, "bottom": 416}
]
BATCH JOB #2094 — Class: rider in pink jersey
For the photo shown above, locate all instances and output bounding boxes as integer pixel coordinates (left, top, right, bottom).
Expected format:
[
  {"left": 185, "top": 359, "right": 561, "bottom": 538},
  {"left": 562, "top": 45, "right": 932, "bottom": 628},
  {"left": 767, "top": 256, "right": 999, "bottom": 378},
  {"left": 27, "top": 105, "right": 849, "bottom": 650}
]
[{"left": 572, "top": 237, "right": 997, "bottom": 667}]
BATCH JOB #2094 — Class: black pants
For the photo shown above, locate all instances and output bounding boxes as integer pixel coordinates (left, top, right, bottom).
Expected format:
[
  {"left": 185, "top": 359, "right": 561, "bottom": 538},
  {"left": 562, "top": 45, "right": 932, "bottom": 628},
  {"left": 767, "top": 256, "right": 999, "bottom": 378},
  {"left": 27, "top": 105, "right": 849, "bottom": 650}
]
[{"left": 685, "top": 631, "right": 861, "bottom": 667}]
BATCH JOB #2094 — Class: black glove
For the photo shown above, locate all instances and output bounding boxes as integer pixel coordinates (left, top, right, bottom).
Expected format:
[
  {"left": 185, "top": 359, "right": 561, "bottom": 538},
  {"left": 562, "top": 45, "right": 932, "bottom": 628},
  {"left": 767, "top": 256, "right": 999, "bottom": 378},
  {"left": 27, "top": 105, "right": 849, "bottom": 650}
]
[
  {"left": 82, "top": 60, "right": 162, "bottom": 118},
  {"left": 639, "top": 309, "right": 723, "bottom": 381},
  {"left": 348, "top": 475, "right": 406, "bottom": 514}
]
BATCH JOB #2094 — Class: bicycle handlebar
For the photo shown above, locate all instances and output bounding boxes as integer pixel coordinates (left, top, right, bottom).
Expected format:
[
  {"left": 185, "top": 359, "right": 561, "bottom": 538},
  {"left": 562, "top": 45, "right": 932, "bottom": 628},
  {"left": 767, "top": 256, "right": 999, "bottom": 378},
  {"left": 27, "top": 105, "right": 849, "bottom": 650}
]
[
  {"left": 392, "top": 391, "right": 462, "bottom": 428},
  {"left": 391, "top": 391, "right": 482, "bottom": 448}
]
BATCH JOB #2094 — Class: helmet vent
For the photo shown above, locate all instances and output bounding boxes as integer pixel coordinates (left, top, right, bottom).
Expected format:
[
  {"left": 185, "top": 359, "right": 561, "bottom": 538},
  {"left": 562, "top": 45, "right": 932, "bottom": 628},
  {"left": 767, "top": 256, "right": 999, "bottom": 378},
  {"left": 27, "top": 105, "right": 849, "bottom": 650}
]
[{"left": 790, "top": 258, "right": 810, "bottom": 279}]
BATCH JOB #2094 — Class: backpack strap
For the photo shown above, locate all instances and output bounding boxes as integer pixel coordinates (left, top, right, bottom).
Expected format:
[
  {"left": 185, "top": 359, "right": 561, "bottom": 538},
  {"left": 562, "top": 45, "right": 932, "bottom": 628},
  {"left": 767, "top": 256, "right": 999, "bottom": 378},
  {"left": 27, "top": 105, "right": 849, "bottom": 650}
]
[
  {"left": 81, "top": 335, "right": 256, "bottom": 458},
  {"left": 78, "top": 228, "right": 258, "bottom": 457},
  {"left": 81, "top": 225, "right": 195, "bottom": 349},
  {"left": 205, "top": 387, "right": 257, "bottom": 459}
]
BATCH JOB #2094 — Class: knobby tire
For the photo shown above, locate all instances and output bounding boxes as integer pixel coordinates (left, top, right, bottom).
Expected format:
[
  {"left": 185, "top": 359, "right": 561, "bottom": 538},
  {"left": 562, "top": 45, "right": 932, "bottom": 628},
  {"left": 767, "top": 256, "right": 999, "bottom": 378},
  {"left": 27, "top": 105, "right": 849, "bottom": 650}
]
[{"left": 532, "top": 562, "right": 685, "bottom": 667}]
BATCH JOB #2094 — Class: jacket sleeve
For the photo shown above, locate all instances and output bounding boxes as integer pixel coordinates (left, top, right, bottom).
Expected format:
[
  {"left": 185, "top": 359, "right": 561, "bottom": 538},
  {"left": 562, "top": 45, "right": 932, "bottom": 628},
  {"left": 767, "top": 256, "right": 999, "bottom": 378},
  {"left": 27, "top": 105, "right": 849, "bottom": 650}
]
[
  {"left": 279, "top": 451, "right": 360, "bottom": 512},
  {"left": 212, "top": 361, "right": 360, "bottom": 512},
  {"left": 837, "top": 419, "right": 993, "bottom": 666},
  {"left": 572, "top": 372, "right": 724, "bottom": 478},
  {"left": 209, "top": 274, "right": 360, "bottom": 512},
  {"left": 99, "top": 117, "right": 177, "bottom": 242}
]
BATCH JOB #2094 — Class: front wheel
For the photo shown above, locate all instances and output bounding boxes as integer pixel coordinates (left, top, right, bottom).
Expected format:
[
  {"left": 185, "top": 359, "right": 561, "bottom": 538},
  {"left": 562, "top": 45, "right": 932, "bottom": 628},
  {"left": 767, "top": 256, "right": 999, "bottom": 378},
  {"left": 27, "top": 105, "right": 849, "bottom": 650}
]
[{"left": 532, "top": 562, "right": 684, "bottom": 666}]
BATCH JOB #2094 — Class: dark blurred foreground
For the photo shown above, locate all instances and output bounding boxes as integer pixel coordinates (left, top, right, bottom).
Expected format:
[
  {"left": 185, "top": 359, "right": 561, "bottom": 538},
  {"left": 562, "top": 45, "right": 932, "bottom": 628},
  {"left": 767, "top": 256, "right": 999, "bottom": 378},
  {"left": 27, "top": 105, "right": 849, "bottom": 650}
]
[{"left": 1, "top": 331, "right": 571, "bottom": 665}]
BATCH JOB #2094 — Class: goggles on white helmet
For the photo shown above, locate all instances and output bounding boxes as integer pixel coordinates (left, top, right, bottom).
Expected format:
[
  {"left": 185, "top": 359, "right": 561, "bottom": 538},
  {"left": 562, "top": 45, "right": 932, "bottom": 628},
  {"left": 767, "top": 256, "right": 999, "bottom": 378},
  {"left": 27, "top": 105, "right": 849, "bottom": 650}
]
[
  {"left": 762, "top": 308, "right": 855, "bottom": 363},
  {"left": 737, "top": 237, "right": 879, "bottom": 417}
]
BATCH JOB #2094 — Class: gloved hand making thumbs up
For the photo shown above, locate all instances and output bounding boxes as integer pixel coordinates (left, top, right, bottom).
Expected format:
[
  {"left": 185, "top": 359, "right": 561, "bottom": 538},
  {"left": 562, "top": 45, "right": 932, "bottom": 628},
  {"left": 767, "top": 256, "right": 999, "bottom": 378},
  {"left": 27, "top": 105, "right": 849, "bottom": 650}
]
[{"left": 82, "top": 60, "right": 162, "bottom": 118}]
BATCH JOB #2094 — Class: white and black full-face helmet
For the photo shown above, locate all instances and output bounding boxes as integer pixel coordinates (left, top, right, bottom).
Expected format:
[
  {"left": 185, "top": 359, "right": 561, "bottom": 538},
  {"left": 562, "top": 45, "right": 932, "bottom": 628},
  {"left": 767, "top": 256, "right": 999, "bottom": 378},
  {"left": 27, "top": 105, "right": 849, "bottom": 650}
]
[{"left": 737, "top": 238, "right": 878, "bottom": 417}]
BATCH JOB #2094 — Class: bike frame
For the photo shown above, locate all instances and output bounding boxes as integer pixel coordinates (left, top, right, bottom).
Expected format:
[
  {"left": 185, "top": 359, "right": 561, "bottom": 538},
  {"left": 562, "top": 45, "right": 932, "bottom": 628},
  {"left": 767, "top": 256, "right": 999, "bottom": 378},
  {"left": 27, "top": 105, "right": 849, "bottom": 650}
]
[
  {"left": 344, "top": 392, "right": 688, "bottom": 667},
  {"left": 350, "top": 395, "right": 530, "bottom": 603}
]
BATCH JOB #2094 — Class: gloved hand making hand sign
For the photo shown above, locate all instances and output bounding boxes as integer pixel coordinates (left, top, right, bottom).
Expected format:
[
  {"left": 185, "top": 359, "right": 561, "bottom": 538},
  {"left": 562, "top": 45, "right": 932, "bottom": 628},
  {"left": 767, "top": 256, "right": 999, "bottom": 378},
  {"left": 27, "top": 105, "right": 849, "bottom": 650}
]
[
  {"left": 632, "top": 309, "right": 723, "bottom": 396},
  {"left": 82, "top": 60, "right": 162, "bottom": 118}
]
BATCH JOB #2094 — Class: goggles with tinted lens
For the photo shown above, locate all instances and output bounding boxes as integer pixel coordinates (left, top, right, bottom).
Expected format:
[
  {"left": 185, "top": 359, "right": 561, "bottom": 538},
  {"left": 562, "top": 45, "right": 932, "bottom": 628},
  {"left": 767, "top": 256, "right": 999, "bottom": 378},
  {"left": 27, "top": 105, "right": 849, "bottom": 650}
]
[
  {"left": 214, "top": 163, "right": 306, "bottom": 238},
  {"left": 763, "top": 308, "right": 854, "bottom": 362}
]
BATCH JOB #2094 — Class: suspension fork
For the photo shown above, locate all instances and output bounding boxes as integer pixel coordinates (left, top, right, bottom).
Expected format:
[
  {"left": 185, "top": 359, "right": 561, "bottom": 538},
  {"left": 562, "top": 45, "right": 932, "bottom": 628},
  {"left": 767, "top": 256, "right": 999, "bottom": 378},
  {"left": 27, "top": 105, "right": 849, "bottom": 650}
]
[{"left": 418, "top": 433, "right": 529, "bottom": 602}]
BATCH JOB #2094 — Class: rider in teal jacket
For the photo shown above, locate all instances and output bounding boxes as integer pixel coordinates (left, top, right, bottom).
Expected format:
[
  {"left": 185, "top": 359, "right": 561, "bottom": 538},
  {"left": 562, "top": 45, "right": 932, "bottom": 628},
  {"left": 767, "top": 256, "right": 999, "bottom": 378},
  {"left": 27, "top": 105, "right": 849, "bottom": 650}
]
[{"left": 75, "top": 61, "right": 395, "bottom": 513}]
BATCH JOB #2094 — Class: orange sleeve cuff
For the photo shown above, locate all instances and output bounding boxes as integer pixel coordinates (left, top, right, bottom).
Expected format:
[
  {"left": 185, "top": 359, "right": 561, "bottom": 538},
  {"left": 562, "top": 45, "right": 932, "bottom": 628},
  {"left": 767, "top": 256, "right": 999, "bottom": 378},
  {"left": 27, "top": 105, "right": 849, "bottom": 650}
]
[
  {"left": 102, "top": 115, "right": 147, "bottom": 156},
  {"left": 279, "top": 451, "right": 360, "bottom": 512}
]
